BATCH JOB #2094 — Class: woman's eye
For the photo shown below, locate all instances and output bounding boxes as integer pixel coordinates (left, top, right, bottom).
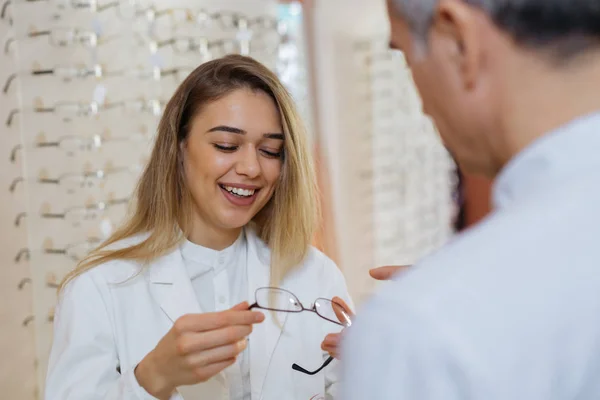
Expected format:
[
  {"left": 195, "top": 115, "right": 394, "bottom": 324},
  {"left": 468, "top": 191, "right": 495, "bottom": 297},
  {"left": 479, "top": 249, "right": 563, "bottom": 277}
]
[
  {"left": 214, "top": 144, "right": 237, "bottom": 152},
  {"left": 261, "top": 149, "right": 282, "bottom": 158}
]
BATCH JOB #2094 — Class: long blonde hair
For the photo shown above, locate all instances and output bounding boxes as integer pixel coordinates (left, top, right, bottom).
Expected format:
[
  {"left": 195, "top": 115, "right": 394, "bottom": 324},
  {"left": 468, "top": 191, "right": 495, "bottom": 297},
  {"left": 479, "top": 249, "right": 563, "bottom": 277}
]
[{"left": 59, "top": 54, "right": 319, "bottom": 293}]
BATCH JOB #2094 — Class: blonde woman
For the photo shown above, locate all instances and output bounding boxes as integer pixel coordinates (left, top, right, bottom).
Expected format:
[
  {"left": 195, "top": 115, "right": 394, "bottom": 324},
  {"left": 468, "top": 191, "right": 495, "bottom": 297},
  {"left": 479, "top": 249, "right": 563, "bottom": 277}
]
[{"left": 45, "top": 55, "right": 353, "bottom": 400}]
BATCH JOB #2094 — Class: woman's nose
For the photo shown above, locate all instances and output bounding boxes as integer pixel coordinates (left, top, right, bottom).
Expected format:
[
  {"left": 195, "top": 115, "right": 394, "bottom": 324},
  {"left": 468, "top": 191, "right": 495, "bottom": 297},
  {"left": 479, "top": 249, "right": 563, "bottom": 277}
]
[{"left": 235, "top": 147, "right": 260, "bottom": 178}]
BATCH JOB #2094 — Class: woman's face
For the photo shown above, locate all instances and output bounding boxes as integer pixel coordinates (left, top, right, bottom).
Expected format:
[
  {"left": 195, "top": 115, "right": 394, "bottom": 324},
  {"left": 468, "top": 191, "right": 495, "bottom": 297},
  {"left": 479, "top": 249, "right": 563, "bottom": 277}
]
[{"left": 181, "top": 88, "right": 284, "bottom": 240}]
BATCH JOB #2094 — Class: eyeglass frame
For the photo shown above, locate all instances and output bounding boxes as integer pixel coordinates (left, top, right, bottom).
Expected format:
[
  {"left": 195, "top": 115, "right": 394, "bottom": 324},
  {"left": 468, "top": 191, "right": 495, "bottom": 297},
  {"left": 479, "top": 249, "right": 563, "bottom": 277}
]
[{"left": 247, "top": 286, "right": 350, "bottom": 376}]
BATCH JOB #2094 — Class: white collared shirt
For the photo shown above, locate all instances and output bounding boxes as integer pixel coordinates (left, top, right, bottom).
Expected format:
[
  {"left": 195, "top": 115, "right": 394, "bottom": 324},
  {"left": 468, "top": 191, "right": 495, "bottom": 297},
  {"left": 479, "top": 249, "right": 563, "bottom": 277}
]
[
  {"left": 342, "top": 112, "right": 600, "bottom": 399},
  {"left": 180, "top": 232, "right": 251, "bottom": 400}
]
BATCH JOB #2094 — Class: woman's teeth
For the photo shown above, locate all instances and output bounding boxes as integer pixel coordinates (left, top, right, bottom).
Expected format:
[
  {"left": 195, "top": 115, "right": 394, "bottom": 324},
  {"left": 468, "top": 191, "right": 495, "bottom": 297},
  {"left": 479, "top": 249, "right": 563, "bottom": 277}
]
[{"left": 224, "top": 186, "right": 255, "bottom": 197}]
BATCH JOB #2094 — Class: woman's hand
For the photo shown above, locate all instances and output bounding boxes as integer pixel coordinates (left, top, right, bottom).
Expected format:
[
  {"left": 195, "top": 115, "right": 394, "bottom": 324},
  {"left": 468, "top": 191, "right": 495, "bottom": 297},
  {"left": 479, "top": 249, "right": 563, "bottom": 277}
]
[
  {"left": 134, "top": 302, "right": 264, "bottom": 399},
  {"left": 321, "top": 297, "right": 354, "bottom": 360}
]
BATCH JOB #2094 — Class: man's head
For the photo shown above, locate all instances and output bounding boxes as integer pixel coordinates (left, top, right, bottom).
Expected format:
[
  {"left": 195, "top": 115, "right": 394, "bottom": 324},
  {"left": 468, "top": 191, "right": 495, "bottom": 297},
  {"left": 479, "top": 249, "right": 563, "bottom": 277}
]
[{"left": 387, "top": 0, "right": 600, "bottom": 177}]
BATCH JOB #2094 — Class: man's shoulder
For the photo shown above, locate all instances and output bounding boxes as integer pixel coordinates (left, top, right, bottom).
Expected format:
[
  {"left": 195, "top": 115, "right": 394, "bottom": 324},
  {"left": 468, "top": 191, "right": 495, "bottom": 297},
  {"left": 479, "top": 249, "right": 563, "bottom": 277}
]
[
  {"left": 374, "top": 205, "right": 556, "bottom": 310},
  {"left": 372, "top": 191, "right": 600, "bottom": 328},
  {"left": 346, "top": 187, "right": 600, "bottom": 399},
  {"left": 382, "top": 212, "right": 514, "bottom": 297}
]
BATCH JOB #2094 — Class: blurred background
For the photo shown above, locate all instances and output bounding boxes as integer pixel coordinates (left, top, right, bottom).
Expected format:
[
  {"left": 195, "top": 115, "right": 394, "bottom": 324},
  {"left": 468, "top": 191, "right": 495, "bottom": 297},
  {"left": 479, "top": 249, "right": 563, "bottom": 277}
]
[{"left": 0, "top": 0, "right": 492, "bottom": 397}]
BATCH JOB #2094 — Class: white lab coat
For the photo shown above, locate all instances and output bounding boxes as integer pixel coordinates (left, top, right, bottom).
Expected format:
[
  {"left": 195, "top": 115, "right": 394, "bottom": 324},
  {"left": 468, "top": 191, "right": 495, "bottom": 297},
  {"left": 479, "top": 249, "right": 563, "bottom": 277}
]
[{"left": 45, "top": 228, "right": 353, "bottom": 400}]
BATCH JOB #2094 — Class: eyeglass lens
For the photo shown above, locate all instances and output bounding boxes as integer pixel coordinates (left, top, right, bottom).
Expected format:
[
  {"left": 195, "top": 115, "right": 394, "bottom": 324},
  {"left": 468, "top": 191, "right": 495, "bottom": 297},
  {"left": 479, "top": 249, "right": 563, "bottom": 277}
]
[
  {"left": 249, "top": 287, "right": 351, "bottom": 376},
  {"left": 253, "top": 287, "right": 351, "bottom": 326}
]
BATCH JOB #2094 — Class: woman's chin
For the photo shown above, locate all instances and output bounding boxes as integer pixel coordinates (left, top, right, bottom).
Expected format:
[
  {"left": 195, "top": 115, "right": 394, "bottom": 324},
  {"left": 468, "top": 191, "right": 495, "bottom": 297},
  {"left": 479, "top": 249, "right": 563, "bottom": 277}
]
[
  {"left": 213, "top": 202, "right": 265, "bottom": 231},
  {"left": 217, "top": 215, "right": 254, "bottom": 231}
]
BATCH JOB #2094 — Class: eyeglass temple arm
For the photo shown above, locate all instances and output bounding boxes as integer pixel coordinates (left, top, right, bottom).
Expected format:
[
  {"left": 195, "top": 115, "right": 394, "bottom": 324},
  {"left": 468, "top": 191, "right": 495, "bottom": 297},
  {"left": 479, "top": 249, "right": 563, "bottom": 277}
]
[
  {"left": 4, "top": 36, "right": 14, "bottom": 54},
  {"left": 292, "top": 356, "right": 334, "bottom": 376},
  {"left": 10, "top": 144, "right": 21, "bottom": 163},
  {"left": 3, "top": 73, "right": 16, "bottom": 93},
  {"left": 0, "top": 1, "right": 10, "bottom": 21},
  {"left": 248, "top": 302, "right": 259, "bottom": 309},
  {"left": 6, "top": 109, "right": 19, "bottom": 126}
]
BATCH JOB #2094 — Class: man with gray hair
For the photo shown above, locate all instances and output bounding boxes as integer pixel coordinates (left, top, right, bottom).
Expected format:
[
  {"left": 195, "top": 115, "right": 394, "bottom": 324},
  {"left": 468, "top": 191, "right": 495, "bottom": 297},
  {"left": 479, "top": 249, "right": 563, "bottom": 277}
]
[{"left": 341, "top": 0, "right": 600, "bottom": 398}]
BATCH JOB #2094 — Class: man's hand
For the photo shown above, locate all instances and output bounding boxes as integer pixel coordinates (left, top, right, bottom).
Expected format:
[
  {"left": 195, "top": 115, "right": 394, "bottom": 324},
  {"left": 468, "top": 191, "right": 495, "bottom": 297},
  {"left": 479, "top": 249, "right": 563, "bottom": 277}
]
[{"left": 369, "top": 265, "right": 411, "bottom": 280}]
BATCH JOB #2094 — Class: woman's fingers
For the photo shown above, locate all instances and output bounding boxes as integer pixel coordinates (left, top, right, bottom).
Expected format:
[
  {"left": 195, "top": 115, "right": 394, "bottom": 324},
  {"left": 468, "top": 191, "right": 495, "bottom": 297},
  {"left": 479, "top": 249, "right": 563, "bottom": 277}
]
[
  {"left": 174, "top": 309, "right": 264, "bottom": 334},
  {"left": 331, "top": 296, "right": 354, "bottom": 323},
  {"left": 230, "top": 301, "right": 251, "bottom": 311},
  {"left": 322, "top": 333, "right": 340, "bottom": 347},
  {"left": 187, "top": 339, "right": 248, "bottom": 368},
  {"left": 191, "top": 358, "right": 237, "bottom": 382},
  {"left": 323, "top": 348, "right": 339, "bottom": 358},
  {"left": 178, "top": 324, "right": 253, "bottom": 354},
  {"left": 321, "top": 344, "right": 340, "bottom": 359},
  {"left": 321, "top": 333, "right": 342, "bottom": 359}
]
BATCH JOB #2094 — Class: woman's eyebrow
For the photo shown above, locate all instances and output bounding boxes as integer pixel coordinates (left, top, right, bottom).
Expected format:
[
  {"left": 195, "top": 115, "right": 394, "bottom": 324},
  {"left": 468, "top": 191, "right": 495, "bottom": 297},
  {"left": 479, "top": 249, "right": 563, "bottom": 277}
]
[
  {"left": 264, "top": 133, "right": 284, "bottom": 140},
  {"left": 206, "top": 125, "right": 245, "bottom": 134},
  {"left": 207, "top": 125, "right": 284, "bottom": 140}
]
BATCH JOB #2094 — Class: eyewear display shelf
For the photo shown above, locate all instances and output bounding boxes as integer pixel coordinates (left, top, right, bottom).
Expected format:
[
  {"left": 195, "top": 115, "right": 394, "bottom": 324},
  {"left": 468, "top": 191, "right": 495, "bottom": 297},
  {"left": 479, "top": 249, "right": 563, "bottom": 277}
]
[{"left": 2, "top": 0, "right": 306, "bottom": 397}]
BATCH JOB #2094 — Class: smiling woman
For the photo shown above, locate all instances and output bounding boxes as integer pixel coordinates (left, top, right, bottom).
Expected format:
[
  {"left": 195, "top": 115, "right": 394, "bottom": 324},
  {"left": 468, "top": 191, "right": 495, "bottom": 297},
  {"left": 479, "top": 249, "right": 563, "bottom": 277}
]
[
  {"left": 58, "top": 54, "right": 317, "bottom": 293},
  {"left": 45, "top": 55, "right": 354, "bottom": 400},
  {"left": 182, "top": 89, "right": 286, "bottom": 246}
]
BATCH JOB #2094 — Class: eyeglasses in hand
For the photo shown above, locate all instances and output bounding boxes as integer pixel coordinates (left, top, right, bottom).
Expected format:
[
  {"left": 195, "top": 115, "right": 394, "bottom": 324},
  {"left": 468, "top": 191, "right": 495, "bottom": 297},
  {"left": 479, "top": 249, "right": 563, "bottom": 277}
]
[{"left": 248, "top": 287, "right": 352, "bottom": 376}]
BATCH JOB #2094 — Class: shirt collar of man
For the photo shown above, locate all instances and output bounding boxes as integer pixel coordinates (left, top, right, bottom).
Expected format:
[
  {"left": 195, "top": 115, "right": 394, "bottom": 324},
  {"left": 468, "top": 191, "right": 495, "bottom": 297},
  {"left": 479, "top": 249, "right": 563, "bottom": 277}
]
[{"left": 493, "top": 111, "right": 600, "bottom": 210}]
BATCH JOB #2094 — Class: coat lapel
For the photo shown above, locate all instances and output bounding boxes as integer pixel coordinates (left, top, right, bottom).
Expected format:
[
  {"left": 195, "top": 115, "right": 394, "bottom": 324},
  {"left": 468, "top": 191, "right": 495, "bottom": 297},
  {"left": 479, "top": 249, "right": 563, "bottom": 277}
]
[
  {"left": 245, "top": 229, "right": 290, "bottom": 400},
  {"left": 146, "top": 246, "right": 227, "bottom": 389},
  {"left": 147, "top": 248, "right": 202, "bottom": 321},
  {"left": 145, "top": 231, "right": 289, "bottom": 398}
]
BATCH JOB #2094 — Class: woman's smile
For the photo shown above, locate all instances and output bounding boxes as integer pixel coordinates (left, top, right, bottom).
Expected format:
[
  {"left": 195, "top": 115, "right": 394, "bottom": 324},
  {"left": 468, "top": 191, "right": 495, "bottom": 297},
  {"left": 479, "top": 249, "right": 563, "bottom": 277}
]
[{"left": 218, "top": 183, "right": 261, "bottom": 207}]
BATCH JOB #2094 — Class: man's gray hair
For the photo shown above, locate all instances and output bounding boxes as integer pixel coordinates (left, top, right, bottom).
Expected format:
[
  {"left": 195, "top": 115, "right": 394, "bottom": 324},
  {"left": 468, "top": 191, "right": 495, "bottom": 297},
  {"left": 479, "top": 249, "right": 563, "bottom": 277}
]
[{"left": 392, "top": 0, "right": 600, "bottom": 59}]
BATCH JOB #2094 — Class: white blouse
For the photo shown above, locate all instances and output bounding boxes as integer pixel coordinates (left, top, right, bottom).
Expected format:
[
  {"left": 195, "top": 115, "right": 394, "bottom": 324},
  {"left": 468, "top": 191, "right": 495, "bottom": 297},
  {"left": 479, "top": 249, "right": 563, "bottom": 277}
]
[{"left": 180, "top": 232, "right": 250, "bottom": 400}]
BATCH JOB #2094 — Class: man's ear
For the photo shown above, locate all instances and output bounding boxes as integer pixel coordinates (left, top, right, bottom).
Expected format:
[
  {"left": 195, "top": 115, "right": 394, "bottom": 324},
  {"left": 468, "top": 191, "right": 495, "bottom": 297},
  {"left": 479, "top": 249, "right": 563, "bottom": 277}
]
[{"left": 433, "top": 0, "right": 485, "bottom": 89}]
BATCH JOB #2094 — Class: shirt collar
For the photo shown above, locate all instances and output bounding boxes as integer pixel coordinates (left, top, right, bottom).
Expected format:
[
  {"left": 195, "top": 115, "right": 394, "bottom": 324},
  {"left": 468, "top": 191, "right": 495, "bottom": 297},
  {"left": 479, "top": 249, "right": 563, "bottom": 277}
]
[
  {"left": 493, "top": 111, "right": 600, "bottom": 209},
  {"left": 180, "top": 229, "right": 246, "bottom": 274}
]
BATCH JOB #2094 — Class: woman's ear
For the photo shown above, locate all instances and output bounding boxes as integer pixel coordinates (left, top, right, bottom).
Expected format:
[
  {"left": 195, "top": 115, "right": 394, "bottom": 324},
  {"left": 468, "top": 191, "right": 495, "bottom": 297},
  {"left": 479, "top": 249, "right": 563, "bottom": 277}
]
[
  {"left": 180, "top": 137, "right": 190, "bottom": 155},
  {"left": 178, "top": 140, "right": 187, "bottom": 168}
]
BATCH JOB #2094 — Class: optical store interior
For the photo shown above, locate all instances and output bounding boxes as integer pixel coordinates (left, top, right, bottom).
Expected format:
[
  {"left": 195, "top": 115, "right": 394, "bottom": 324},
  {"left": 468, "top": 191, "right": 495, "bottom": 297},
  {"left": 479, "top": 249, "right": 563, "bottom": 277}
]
[{"left": 0, "top": 0, "right": 493, "bottom": 398}]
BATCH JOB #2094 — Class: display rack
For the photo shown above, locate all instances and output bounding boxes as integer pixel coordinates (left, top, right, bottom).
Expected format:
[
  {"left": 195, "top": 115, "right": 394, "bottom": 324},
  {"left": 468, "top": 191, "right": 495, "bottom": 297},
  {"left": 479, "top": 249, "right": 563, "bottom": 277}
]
[
  {"left": 1, "top": 0, "right": 458, "bottom": 397},
  {"left": 307, "top": 0, "right": 458, "bottom": 305},
  {"left": 4, "top": 0, "right": 303, "bottom": 396},
  {"left": 0, "top": 0, "right": 38, "bottom": 398}
]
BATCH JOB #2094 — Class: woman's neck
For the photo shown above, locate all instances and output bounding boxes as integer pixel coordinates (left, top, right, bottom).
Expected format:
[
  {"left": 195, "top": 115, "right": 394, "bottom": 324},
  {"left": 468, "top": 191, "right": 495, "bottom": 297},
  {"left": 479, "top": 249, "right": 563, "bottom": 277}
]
[{"left": 187, "top": 225, "right": 242, "bottom": 251}]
